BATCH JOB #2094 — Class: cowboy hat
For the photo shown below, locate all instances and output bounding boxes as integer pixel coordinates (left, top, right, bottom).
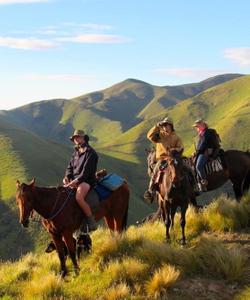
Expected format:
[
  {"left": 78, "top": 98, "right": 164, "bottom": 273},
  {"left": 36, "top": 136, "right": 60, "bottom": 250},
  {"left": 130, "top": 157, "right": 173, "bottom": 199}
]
[
  {"left": 161, "top": 116, "right": 173, "bottom": 125},
  {"left": 69, "top": 129, "right": 85, "bottom": 141},
  {"left": 192, "top": 118, "right": 207, "bottom": 127}
]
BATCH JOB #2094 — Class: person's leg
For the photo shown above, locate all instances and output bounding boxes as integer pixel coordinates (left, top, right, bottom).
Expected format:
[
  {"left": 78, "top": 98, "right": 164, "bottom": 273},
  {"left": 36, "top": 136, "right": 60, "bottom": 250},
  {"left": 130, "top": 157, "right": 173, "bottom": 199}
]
[
  {"left": 76, "top": 182, "right": 97, "bottom": 231},
  {"left": 196, "top": 155, "right": 208, "bottom": 180},
  {"left": 196, "top": 154, "right": 208, "bottom": 190},
  {"left": 144, "top": 161, "right": 161, "bottom": 202}
]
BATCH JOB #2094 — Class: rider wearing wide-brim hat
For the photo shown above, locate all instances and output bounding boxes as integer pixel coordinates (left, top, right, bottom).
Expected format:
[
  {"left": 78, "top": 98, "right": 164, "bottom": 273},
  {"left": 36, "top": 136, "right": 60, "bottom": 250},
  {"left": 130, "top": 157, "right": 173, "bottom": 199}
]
[
  {"left": 192, "top": 118, "right": 221, "bottom": 191},
  {"left": 144, "top": 116, "right": 184, "bottom": 202},
  {"left": 64, "top": 129, "right": 98, "bottom": 231}
]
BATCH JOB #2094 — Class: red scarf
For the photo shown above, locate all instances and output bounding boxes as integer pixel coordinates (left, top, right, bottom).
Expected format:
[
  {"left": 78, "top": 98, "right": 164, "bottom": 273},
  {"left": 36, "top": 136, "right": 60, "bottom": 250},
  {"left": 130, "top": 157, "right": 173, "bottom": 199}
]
[{"left": 198, "top": 127, "right": 206, "bottom": 136}]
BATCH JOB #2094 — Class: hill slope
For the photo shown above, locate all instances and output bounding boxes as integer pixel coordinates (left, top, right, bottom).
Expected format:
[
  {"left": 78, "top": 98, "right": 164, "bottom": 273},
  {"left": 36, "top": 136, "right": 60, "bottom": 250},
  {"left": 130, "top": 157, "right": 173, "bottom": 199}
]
[{"left": 3, "top": 74, "right": 242, "bottom": 146}]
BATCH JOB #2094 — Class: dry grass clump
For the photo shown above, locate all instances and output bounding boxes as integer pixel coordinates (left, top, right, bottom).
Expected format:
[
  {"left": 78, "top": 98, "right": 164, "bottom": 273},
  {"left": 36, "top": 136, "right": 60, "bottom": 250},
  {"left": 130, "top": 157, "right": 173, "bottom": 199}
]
[
  {"left": 145, "top": 264, "right": 180, "bottom": 298},
  {"left": 235, "top": 286, "right": 250, "bottom": 300},
  {"left": 103, "top": 283, "right": 130, "bottom": 300},
  {"left": 105, "top": 257, "right": 148, "bottom": 286},
  {"left": 203, "top": 195, "right": 250, "bottom": 232},
  {"left": 194, "top": 235, "right": 248, "bottom": 281},
  {"left": 23, "top": 273, "right": 64, "bottom": 300}
]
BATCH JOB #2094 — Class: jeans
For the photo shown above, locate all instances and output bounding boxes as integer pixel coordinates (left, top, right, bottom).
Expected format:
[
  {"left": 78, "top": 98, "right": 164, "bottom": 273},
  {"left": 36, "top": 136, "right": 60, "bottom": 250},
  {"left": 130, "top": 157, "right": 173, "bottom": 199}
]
[{"left": 196, "top": 154, "right": 208, "bottom": 180}]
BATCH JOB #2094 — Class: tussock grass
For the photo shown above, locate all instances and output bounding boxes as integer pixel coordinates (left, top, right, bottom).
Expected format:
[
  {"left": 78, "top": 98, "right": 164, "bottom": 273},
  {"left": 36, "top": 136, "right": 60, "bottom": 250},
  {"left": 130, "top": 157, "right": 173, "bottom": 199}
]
[
  {"left": 1, "top": 194, "right": 250, "bottom": 299},
  {"left": 145, "top": 264, "right": 180, "bottom": 298},
  {"left": 194, "top": 236, "right": 248, "bottom": 281},
  {"left": 103, "top": 283, "right": 130, "bottom": 300},
  {"left": 105, "top": 257, "right": 148, "bottom": 286},
  {"left": 23, "top": 274, "right": 64, "bottom": 300},
  {"left": 235, "top": 286, "right": 250, "bottom": 300}
]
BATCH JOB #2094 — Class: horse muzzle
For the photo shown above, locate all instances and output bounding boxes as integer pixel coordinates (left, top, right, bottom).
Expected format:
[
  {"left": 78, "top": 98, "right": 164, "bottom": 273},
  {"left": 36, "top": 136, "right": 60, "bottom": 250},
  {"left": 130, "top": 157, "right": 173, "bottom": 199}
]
[{"left": 21, "top": 219, "right": 29, "bottom": 228}]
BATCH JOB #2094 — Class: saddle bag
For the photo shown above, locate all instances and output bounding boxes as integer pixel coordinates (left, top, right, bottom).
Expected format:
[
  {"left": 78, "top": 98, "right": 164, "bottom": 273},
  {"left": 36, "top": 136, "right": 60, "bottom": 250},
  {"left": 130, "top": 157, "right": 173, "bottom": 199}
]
[{"left": 98, "top": 173, "right": 125, "bottom": 191}]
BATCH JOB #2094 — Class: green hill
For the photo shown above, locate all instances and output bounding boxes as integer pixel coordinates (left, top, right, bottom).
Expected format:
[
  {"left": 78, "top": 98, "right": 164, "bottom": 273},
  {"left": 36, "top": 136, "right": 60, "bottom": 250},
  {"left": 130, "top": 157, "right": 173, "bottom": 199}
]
[
  {"left": 0, "top": 73, "right": 249, "bottom": 260},
  {"left": 4, "top": 74, "right": 242, "bottom": 147}
]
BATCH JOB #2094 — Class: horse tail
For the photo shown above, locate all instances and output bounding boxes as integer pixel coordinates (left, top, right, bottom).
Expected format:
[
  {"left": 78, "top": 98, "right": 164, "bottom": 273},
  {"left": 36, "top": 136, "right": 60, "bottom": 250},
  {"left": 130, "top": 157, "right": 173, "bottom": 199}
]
[
  {"left": 121, "top": 184, "right": 130, "bottom": 231},
  {"left": 122, "top": 202, "right": 129, "bottom": 230}
]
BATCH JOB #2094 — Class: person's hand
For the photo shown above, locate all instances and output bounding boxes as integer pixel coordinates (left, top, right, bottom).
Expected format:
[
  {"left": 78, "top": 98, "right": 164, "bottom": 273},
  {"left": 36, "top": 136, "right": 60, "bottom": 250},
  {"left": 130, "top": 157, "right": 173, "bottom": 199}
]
[
  {"left": 65, "top": 179, "right": 78, "bottom": 189},
  {"left": 157, "top": 121, "right": 164, "bottom": 127},
  {"left": 63, "top": 177, "right": 69, "bottom": 186}
]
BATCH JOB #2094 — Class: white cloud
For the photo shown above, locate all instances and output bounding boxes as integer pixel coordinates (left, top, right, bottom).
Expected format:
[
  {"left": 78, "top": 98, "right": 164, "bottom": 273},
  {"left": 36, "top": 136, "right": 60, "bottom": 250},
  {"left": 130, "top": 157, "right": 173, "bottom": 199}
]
[
  {"left": 153, "top": 68, "right": 227, "bottom": 79},
  {"left": 22, "top": 74, "right": 97, "bottom": 81},
  {"left": 0, "top": 0, "right": 49, "bottom": 4},
  {"left": 0, "top": 36, "right": 58, "bottom": 49},
  {"left": 62, "top": 22, "right": 112, "bottom": 31},
  {"left": 58, "top": 33, "right": 131, "bottom": 44},
  {"left": 224, "top": 47, "right": 250, "bottom": 66}
]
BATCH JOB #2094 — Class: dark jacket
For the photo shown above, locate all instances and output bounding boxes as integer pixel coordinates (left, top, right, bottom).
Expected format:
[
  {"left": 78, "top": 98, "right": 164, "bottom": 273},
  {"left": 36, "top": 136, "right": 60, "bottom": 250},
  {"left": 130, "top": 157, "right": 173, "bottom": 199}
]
[
  {"left": 196, "top": 128, "right": 220, "bottom": 156},
  {"left": 65, "top": 144, "right": 98, "bottom": 186}
]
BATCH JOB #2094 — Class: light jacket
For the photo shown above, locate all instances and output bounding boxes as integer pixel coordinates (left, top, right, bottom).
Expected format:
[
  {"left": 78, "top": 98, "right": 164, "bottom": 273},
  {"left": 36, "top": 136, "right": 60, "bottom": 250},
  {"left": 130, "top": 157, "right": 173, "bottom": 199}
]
[{"left": 147, "top": 125, "right": 184, "bottom": 161}]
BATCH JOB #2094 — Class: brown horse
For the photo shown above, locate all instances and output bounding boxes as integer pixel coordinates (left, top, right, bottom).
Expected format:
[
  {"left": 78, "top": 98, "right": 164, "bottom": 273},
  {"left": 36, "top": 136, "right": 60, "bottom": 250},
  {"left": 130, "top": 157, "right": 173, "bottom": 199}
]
[
  {"left": 203, "top": 150, "right": 250, "bottom": 200},
  {"left": 157, "top": 154, "right": 194, "bottom": 245},
  {"left": 16, "top": 179, "right": 129, "bottom": 277}
]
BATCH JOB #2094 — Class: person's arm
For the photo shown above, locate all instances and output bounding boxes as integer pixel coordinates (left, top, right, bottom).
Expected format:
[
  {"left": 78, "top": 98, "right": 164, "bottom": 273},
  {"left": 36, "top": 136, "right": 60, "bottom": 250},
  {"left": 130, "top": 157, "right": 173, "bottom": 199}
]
[
  {"left": 75, "top": 151, "right": 98, "bottom": 184},
  {"left": 64, "top": 155, "right": 74, "bottom": 181},
  {"left": 147, "top": 125, "right": 161, "bottom": 143},
  {"left": 170, "top": 135, "right": 184, "bottom": 153}
]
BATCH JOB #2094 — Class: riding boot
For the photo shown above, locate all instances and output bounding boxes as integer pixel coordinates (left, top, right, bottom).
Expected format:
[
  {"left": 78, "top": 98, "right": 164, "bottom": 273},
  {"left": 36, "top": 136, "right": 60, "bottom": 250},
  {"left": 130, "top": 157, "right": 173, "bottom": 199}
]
[
  {"left": 86, "top": 216, "right": 97, "bottom": 232},
  {"left": 198, "top": 179, "right": 208, "bottom": 192},
  {"left": 144, "top": 189, "right": 156, "bottom": 203}
]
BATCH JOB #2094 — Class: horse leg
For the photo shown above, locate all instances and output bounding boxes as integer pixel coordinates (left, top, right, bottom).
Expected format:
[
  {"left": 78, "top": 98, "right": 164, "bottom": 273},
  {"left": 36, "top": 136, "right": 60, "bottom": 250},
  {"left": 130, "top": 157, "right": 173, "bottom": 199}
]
[
  {"left": 170, "top": 205, "right": 177, "bottom": 229},
  {"left": 51, "top": 234, "right": 67, "bottom": 278},
  {"left": 180, "top": 204, "right": 188, "bottom": 245},
  {"left": 165, "top": 204, "right": 171, "bottom": 242},
  {"left": 104, "top": 215, "right": 115, "bottom": 232},
  {"left": 62, "top": 231, "right": 79, "bottom": 276},
  {"left": 231, "top": 180, "right": 243, "bottom": 201}
]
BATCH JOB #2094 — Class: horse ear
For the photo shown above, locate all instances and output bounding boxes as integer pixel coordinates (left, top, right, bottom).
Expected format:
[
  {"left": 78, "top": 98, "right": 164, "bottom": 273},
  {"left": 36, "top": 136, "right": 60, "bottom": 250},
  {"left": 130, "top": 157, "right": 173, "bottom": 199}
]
[
  {"left": 29, "top": 178, "right": 36, "bottom": 187},
  {"left": 16, "top": 180, "right": 21, "bottom": 189}
]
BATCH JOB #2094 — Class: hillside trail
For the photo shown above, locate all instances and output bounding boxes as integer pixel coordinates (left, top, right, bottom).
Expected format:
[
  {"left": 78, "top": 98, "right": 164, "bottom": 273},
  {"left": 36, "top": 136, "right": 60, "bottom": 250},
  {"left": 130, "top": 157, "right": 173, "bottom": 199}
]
[{"left": 166, "top": 229, "right": 250, "bottom": 300}]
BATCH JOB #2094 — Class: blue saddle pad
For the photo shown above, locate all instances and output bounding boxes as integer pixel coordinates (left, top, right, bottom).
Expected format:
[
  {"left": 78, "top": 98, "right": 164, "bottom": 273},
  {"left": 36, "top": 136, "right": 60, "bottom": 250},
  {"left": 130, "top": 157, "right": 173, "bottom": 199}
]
[{"left": 94, "top": 183, "right": 111, "bottom": 201}]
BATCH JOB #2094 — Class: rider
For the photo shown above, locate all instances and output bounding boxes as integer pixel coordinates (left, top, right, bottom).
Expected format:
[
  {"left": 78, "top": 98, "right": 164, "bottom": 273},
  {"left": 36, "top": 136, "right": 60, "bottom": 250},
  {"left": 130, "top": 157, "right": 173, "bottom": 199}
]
[
  {"left": 192, "top": 119, "right": 221, "bottom": 191},
  {"left": 144, "top": 117, "right": 184, "bottom": 202},
  {"left": 64, "top": 129, "right": 98, "bottom": 231}
]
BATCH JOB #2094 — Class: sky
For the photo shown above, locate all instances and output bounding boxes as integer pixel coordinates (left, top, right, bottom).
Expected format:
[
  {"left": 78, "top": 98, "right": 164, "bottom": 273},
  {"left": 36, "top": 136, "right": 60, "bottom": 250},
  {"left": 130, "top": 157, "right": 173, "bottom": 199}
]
[{"left": 0, "top": 0, "right": 250, "bottom": 110}]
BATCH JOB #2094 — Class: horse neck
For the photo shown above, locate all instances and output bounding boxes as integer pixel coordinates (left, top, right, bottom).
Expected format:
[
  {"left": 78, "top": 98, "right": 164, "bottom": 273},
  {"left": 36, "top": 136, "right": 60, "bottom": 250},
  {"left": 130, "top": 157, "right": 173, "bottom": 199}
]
[{"left": 32, "top": 187, "right": 59, "bottom": 219}]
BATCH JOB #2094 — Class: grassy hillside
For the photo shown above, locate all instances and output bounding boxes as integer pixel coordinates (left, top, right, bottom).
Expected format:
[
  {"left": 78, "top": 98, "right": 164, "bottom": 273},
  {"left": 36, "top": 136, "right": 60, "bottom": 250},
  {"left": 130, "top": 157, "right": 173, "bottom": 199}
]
[
  {"left": 103, "top": 74, "right": 250, "bottom": 158},
  {"left": 1, "top": 194, "right": 250, "bottom": 300},
  {"left": 4, "top": 74, "right": 242, "bottom": 146}
]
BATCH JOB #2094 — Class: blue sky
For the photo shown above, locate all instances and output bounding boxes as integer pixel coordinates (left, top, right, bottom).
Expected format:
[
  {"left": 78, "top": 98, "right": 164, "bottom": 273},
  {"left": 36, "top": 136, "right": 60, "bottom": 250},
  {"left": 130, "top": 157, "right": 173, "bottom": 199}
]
[{"left": 0, "top": 0, "right": 250, "bottom": 109}]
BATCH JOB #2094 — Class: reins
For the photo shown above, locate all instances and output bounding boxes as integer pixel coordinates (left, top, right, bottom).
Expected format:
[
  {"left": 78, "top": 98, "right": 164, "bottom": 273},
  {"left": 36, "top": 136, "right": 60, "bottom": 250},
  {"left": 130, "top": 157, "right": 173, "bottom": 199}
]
[{"left": 46, "top": 188, "right": 74, "bottom": 221}]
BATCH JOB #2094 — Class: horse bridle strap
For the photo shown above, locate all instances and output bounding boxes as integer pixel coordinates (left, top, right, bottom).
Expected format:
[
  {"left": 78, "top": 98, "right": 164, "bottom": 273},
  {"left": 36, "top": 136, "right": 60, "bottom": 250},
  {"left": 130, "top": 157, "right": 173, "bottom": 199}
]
[{"left": 46, "top": 188, "right": 74, "bottom": 221}]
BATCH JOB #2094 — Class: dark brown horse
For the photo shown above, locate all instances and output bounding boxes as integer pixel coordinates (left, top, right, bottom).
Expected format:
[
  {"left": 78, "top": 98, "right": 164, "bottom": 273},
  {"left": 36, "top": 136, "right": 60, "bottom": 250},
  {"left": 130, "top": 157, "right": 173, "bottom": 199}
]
[
  {"left": 157, "top": 154, "right": 194, "bottom": 245},
  {"left": 203, "top": 150, "right": 250, "bottom": 200},
  {"left": 16, "top": 179, "right": 129, "bottom": 277}
]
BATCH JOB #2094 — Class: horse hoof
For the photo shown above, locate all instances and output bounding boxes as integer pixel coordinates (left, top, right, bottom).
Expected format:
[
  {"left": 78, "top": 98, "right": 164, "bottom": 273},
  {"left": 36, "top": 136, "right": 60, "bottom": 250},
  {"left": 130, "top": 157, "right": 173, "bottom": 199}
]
[
  {"left": 74, "top": 267, "right": 80, "bottom": 276},
  {"left": 59, "top": 270, "right": 67, "bottom": 278}
]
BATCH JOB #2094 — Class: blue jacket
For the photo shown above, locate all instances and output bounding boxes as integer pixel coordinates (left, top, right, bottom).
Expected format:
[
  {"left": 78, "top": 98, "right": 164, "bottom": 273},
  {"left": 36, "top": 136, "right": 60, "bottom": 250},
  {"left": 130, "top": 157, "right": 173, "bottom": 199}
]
[{"left": 65, "top": 144, "right": 98, "bottom": 186}]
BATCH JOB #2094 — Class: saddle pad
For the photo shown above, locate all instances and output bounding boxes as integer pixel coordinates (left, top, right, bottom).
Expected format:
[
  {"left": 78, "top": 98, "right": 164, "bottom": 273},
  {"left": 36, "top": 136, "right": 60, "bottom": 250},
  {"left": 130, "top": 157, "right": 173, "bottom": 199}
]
[
  {"left": 98, "top": 173, "right": 125, "bottom": 191},
  {"left": 205, "top": 157, "right": 223, "bottom": 175},
  {"left": 94, "top": 184, "right": 112, "bottom": 201}
]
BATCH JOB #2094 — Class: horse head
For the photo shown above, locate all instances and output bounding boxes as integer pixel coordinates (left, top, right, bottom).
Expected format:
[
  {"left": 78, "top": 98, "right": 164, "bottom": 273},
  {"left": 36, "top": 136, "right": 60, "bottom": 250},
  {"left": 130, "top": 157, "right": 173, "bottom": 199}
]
[
  {"left": 16, "top": 178, "right": 35, "bottom": 228},
  {"left": 167, "top": 154, "right": 185, "bottom": 189}
]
